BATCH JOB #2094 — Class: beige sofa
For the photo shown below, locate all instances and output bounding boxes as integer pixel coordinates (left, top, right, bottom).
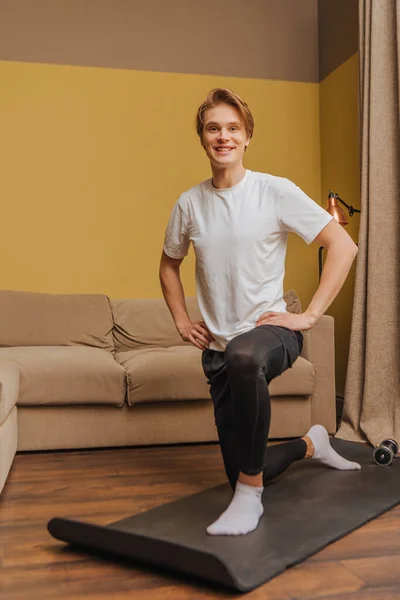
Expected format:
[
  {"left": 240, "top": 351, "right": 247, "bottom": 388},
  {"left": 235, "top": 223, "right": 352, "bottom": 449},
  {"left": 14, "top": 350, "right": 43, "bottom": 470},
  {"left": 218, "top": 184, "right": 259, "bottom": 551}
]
[{"left": 0, "top": 289, "right": 336, "bottom": 495}]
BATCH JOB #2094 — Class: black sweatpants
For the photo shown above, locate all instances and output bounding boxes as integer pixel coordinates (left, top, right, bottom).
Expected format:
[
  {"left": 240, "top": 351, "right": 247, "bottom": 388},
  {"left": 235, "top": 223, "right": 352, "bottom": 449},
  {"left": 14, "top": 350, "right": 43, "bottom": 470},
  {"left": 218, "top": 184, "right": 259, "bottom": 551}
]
[{"left": 202, "top": 324, "right": 307, "bottom": 490}]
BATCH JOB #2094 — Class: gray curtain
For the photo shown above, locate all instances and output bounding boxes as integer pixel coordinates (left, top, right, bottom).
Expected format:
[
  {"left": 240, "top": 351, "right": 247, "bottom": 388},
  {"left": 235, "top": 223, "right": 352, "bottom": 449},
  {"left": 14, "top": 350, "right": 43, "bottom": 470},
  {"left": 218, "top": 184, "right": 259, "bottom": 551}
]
[{"left": 336, "top": 0, "right": 400, "bottom": 447}]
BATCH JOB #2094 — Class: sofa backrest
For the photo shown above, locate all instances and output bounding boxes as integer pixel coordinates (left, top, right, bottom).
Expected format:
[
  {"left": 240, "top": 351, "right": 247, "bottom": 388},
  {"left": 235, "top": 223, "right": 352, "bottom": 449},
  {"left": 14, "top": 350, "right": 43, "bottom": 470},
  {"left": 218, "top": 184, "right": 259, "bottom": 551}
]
[
  {"left": 110, "top": 291, "right": 302, "bottom": 352},
  {"left": 111, "top": 296, "right": 203, "bottom": 351},
  {"left": 0, "top": 290, "right": 115, "bottom": 351}
]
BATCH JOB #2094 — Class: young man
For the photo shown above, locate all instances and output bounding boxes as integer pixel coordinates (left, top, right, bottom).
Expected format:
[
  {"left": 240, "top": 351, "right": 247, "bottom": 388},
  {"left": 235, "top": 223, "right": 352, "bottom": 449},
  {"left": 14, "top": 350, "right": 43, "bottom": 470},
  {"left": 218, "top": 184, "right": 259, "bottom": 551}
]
[{"left": 159, "top": 88, "right": 360, "bottom": 536}]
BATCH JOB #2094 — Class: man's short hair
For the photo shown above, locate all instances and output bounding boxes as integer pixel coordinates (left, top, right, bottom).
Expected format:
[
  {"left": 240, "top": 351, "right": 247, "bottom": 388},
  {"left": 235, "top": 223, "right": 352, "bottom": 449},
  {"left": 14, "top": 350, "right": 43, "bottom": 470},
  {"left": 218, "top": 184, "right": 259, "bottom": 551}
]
[{"left": 195, "top": 88, "right": 254, "bottom": 147}]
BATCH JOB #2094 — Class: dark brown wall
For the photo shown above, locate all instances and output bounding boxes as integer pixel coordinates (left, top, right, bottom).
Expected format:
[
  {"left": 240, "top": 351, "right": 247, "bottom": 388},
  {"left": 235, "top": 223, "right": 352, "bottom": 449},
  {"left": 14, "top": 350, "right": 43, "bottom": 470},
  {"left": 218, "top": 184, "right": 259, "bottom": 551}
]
[
  {"left": 0, "top": 0, "right": 319, "bottom": 81},
  {"left": 0, "top": 0, "right": 358, "bottom": 82},
  {"left": 318, "top": 0, "right": 359, "bottom": 81}
]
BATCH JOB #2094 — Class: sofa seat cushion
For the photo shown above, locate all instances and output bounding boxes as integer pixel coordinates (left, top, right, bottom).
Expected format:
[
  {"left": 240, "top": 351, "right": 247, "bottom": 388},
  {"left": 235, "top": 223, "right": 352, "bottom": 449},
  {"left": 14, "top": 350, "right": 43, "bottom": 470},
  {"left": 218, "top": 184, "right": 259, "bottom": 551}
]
[
  {"left": 0, "top": 360, "right": 20, "bottom": 427},
  {"left": 116, "top": 346, "right": 208, "bottom": 405},
  {"left": 269, "top": 356, "right": 316, "bottom": 397},
  {"left": 115, "top": 346, "right": 315, "bottom": 406},
  {"left": 0, "top": 347, "right": 126, "bottom": 407}
]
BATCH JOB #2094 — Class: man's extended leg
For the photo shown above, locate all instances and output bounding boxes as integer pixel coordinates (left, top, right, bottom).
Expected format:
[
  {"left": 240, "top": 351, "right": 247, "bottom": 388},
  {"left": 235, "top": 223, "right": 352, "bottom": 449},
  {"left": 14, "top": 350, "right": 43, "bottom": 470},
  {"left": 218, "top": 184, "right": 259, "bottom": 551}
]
[{"left": 202, "top": 325, "right": 360, "bottom": 536}]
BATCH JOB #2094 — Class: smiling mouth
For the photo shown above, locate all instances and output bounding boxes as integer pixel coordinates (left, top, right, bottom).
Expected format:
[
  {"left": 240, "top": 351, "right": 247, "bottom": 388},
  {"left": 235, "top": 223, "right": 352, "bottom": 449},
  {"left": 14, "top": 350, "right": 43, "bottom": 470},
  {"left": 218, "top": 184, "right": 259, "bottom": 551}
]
[{"left": 214, "top": 147, "right": 235, "bottom": 153}]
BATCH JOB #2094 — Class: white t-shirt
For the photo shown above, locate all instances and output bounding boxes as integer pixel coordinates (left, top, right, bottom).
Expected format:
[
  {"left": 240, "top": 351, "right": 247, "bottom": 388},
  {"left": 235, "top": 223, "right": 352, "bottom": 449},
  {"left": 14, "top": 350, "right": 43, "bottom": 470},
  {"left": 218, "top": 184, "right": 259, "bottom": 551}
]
[{"left": 163, "top": 169, "right": 333, "bottom": 352}]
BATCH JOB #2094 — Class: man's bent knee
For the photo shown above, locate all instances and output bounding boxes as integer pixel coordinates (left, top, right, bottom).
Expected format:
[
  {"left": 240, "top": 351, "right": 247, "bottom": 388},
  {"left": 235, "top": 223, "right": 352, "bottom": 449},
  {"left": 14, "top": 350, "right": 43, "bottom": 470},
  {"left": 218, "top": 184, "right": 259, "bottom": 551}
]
[{"left": 225, "top": 339, "right": 261, "bottom": 371}]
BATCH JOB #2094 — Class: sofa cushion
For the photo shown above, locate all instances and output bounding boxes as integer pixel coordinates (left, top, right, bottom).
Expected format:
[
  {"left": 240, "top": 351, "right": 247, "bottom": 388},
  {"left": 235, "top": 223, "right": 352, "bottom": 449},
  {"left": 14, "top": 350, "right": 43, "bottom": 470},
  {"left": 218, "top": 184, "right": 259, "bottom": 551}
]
[
  {"left": 111, "top": 290, "right": 302, "bottom": 352},
  {"left": 0, "top": 290, "right": 115, "bottom": 351},
  {"left": 115, "top": 346, "right": 315, "bottom": 406},
  {"left": 116, "top": 346, "right": 208, "bottom": 405},
  {"left": 111, "top": 296, "right": 202, "bottom": 352},
  {"left": 270, "top": 356, "right": 315, "bottom": 396},
  {"left": 0, "top": 347, "right": 126, "bottom": 407},
  {"left": 283, "top": 289, "right": 302, "bottom": 314},
  {"left": 0, "top": 360, "right": 20, "bottom": 427}
]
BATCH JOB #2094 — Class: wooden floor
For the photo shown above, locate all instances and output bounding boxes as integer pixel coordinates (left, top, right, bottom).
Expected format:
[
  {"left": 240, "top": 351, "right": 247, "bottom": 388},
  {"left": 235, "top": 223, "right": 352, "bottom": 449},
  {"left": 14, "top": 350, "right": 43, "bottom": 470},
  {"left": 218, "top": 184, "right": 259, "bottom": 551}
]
[{"left": 1, "top": 443, "right": 400, "bottom": 600}]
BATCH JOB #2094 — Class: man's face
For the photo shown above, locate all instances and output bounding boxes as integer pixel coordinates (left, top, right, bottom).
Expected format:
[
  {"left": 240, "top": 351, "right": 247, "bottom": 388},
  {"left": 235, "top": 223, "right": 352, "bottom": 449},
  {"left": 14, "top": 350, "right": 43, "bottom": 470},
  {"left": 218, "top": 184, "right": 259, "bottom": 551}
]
[{"left": 201, "top": 104, "right": 250, "bottom": 166}]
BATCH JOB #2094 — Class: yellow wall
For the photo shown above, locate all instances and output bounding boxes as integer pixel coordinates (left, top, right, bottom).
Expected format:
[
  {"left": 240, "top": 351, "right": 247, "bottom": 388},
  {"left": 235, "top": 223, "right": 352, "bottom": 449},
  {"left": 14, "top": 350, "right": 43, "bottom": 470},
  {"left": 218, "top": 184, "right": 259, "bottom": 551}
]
[
  {"left": 0, "top": 59, "right": 321, "bottom": 304},
  {"left": 320, "top": 53, "right": 360, "bottom": 394},
  {"left": 0, "top": 58, "right": 359, "bottom": 393}
]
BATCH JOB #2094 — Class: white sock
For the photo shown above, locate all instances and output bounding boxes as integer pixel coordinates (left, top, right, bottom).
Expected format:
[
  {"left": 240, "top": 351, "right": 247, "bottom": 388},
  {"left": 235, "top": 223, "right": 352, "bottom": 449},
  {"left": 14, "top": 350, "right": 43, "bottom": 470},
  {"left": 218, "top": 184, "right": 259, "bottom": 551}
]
[
  {"left": 306, "top": 424, "right": 361, "bottom": 470},
  {"left": 206, "top": 481, "right": 264, "bottom": 536}
]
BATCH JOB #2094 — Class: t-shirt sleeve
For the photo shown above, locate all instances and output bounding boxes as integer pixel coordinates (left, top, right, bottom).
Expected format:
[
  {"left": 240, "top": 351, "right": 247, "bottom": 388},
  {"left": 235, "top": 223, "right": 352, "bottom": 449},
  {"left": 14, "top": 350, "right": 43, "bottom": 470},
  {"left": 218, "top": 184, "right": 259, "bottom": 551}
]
[
  {"left": 276, "top": 178, "right": 334, "bottom": 245},
  {"left": 163, "top": 196, "right": 191, "bottom": 259}
]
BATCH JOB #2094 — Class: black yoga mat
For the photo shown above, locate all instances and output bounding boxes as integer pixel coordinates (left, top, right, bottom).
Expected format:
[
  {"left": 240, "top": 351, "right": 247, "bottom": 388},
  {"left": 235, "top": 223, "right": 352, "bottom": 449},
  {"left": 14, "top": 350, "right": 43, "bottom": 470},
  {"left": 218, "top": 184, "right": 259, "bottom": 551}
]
[{"left": 48, "top": 439, "right": 400, "bottom": 592}]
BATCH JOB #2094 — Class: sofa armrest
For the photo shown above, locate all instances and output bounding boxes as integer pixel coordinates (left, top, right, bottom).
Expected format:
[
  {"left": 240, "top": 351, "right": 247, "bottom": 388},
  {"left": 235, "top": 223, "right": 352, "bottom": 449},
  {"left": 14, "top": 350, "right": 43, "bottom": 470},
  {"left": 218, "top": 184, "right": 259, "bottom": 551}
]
[
  {"left": 0, "top": 360, "right": 20, "bottom": 496},
  {"left": 300, "top": 314, "right": 336, "bottom": 434},
  {"left": 0, "top": 360, "right": 20, "bottom": 427}
]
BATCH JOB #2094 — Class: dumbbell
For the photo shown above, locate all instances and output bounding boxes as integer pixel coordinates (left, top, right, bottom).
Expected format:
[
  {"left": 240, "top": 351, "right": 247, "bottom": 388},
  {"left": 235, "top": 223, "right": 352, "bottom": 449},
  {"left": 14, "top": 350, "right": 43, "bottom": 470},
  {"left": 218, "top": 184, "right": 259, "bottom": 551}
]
[{"left": 373, "top": 439, "right": 398, "bottom": 466}]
